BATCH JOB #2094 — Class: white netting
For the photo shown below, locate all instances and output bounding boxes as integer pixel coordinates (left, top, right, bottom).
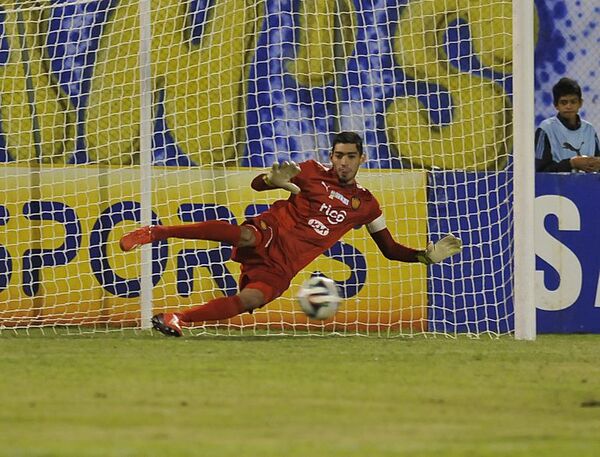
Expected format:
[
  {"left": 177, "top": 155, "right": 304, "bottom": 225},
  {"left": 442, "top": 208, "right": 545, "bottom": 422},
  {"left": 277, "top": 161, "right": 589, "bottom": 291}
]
[{"left": 0, "top": 0, "right": 517, "bottom": 336}]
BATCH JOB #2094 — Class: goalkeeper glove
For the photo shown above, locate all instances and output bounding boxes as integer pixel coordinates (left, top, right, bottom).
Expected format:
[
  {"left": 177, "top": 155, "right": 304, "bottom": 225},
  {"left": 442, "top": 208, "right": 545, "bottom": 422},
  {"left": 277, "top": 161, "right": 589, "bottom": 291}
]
[
  {"left": 416, "top": 234, "right": 462, "bottom": 265},
  {"left": 264, "top": 160, "right": 301, "bottom": 194}
]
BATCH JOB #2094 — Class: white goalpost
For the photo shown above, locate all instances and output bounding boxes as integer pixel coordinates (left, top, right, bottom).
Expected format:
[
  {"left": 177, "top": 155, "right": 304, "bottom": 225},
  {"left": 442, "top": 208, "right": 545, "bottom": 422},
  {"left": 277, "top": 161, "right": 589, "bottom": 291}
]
[
  {"left": 139, "top": 0, "right": 153, "bottom": 330},
  {"left": 512, "top": 0, "right": 536, "bottom": 340},
  {"left": 0, "top": 0, "right": 535, "bottom": 337}
]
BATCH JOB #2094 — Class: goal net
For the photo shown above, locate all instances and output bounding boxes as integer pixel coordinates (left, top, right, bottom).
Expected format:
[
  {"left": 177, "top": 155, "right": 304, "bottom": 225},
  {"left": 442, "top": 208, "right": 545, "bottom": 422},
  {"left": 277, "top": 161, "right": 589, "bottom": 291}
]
[{"left": 0, "top": 0, "right": 518, "bottom": 336}]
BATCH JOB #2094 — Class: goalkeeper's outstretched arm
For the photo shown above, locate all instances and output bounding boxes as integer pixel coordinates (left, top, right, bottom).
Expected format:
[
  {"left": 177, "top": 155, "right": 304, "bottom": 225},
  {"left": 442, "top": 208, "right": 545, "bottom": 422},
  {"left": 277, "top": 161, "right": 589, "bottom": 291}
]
[
  {"left": 368, "top": 217, "right": 462, "bottom": 264},
  {"left": 370, "top": 228, "right": 422, "bottom": 262}
]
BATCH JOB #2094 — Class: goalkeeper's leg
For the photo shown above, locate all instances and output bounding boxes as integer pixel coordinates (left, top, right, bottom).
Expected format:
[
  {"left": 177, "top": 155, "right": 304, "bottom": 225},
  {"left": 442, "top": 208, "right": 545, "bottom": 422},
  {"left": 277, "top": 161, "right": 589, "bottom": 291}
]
[
  {"left": 152, "top": 288, "right": 265, "bottom": 337},
  {"left": 149, "top": 229, "right": 286, "bottom": 337},
  {"left": 119, "top": 221, "right": 255, "bottom": 251}
]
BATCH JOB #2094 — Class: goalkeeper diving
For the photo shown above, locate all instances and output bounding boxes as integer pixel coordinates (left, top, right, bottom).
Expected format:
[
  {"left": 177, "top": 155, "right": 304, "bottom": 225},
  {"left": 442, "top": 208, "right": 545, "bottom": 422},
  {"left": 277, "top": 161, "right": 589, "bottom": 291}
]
[{"left": 120, "top": 132, "right": 462, "bottom": 337}]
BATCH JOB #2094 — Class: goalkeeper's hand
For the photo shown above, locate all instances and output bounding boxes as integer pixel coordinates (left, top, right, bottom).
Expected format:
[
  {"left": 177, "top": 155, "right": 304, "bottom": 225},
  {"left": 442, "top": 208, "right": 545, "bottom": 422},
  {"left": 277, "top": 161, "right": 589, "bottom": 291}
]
[
  {"left": 264, "top": 160, "right": 301, "bottom": 194},
  {"left": 416, "top": 234, "right": 462, "bottom": 265}
]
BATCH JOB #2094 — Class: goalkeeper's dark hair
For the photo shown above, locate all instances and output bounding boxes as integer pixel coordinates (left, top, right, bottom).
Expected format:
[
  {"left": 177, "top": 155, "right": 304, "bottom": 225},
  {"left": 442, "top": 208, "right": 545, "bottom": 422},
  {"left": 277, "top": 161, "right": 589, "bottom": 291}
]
[
  {"left": 552, "top": 77, "right": 582, "bottom": 105},
  {"left": 332, "top": 131, "right": 364, "bottom": 155}
]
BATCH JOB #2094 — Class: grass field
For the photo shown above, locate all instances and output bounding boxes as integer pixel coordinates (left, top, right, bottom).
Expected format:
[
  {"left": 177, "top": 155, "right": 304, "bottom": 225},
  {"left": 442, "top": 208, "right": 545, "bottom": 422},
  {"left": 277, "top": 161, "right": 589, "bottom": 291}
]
[{"left": 1, "top": 333, "right": 599, "bottom": 457}]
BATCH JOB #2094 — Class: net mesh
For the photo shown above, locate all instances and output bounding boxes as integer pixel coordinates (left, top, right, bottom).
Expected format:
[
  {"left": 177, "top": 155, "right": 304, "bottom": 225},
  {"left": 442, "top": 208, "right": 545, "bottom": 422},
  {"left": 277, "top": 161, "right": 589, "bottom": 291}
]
[{"left": 0, "top": 0, "right": 515, "bottom": 336}]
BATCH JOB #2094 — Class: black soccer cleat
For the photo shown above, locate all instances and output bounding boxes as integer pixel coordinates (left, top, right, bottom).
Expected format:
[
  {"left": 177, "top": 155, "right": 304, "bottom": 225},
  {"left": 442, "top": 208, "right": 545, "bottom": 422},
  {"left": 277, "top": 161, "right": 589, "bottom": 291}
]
[{"left": 151, "top": 313, "right": 183, "bottom": 337}]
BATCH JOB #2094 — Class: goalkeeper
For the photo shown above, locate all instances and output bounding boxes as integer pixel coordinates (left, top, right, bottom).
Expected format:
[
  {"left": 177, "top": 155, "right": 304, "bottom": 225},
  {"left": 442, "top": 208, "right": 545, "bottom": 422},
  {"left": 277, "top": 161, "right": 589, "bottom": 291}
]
[{"left": 120, "top": 132, "right": 462, "bottom": 337}]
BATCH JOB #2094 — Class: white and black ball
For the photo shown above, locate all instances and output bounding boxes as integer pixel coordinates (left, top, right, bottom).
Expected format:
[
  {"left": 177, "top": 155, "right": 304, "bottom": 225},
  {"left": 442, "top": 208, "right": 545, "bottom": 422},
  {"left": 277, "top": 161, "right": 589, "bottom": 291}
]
[{"left": 297, "top": 276, "right": 342, "bottom": 320}]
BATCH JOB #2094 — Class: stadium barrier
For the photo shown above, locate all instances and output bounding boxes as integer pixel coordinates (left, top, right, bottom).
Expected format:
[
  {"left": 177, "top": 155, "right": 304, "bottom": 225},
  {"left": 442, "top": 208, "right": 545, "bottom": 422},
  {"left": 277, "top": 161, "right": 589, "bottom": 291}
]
[
  {"left": 2, "top": 168, "right": 597, "bottom": 333},
  {"left": 534, "top": 173, "right": 600, "bottom": 333}
]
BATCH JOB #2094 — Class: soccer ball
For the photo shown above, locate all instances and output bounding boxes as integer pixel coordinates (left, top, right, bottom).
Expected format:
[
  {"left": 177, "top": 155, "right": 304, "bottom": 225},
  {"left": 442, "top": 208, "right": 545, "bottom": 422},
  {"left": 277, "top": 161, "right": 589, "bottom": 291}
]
[{"left": 297, "top": 276, "right": 342, "bottom": 320}]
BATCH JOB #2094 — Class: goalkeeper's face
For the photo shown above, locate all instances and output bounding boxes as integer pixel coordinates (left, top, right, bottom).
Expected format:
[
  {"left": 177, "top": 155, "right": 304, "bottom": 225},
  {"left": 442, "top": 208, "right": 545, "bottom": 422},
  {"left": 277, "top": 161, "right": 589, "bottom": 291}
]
[{"left": 330, "top": 143, "right": 365, "bottom": 185}]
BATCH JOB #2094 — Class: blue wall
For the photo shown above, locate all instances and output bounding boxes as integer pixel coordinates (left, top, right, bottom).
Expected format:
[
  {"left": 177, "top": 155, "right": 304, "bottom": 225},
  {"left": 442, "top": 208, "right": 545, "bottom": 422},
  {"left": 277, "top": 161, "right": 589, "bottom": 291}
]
[
  {"left": 428, "top": 172, "right": 600, "bottom": 334},
  {"left": 534, "top": 173, "right": 600, "bottom": 333}
]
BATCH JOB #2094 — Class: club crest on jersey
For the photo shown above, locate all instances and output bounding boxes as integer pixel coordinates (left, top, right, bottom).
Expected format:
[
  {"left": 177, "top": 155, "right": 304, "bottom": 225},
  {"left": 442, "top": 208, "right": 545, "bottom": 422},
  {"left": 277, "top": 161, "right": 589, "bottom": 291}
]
[
  {"left": 351, "top": 197, "right": 361, "bottom": 210},
  {"left": 308, "top": 218, "right": 329, "bottom": 236},
  {"left": 328, "top": 189, "right": 349, "bottom": 206}
]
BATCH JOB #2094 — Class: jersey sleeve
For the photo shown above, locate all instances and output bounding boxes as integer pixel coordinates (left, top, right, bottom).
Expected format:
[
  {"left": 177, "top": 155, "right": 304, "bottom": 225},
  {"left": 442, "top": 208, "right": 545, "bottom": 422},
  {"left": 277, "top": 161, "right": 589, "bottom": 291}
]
[
  {"left": 366, "top": 214, "right": 386, "bottom": 233},
  {"left": 363, "top": 195, "right": 383, "bottom": 232}
]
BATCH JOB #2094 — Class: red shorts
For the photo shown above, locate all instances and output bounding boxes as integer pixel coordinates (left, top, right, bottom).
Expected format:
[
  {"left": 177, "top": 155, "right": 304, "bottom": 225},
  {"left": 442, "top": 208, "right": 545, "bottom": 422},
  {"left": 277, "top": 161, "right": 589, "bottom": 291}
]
[{"left": 231, "top": 221, "right": 293, "bottom": 304}]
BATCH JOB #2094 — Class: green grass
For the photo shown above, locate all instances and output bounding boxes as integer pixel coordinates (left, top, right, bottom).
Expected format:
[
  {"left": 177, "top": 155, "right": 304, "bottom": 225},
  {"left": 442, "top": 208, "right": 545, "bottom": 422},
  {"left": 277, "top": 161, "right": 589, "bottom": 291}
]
[{"left": 1, "top": 333, "right": 600, "bottom": 457}]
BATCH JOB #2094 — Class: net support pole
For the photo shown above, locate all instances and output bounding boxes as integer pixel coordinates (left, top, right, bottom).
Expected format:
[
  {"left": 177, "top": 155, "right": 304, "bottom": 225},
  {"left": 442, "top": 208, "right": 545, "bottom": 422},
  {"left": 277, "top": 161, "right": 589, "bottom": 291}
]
[
  {"left": 139, "top": 0, "right": 153, "bottom": 329},
  {"left": 512, "top": 0, "right": 536, "bottom": 340}
]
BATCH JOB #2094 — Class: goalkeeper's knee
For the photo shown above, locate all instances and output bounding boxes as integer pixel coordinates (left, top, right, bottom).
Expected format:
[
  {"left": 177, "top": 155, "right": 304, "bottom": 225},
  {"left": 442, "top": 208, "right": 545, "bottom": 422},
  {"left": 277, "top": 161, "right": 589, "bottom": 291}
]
[{"left": 238, "top": 287, "right": 268, "bottom": 311}]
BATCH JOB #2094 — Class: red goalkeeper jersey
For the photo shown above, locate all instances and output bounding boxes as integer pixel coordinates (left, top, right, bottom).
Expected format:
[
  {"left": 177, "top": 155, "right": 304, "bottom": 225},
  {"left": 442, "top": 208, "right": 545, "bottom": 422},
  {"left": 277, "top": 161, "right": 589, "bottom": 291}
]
[{"left": 233, "top": 160, "right": 382, "bottom": 279}]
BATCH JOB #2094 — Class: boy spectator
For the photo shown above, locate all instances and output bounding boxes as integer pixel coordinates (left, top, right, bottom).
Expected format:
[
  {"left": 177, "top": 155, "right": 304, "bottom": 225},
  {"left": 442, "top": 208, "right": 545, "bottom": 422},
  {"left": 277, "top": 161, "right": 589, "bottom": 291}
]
[{"left": 535, "top": 77, "right": 600, "bottom": 172}]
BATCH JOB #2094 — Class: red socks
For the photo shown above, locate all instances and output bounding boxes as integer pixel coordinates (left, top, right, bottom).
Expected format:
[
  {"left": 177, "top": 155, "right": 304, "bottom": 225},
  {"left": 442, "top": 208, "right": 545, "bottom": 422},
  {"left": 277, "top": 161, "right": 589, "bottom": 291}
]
[
  {"left": 178, "top": 295, "right": 245, "bottom": 323},
  {"left": 153, "top": 222, "right": 247, "bottom": 323},
  {"left": 151, "top": 221, "right": 247, "bottom": 323},
  {"left": 152, "top": 220, "right": 242, "bottom": 245}
]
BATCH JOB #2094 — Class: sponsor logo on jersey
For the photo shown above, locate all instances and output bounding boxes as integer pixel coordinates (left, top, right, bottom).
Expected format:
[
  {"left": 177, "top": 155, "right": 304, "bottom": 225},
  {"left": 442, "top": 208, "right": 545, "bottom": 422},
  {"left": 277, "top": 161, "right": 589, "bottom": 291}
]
[
  {"left": 319, "top": 203, "right": 347, "bottom": 224},
  {"left": 321, "top": 181, "right": 330, "bottom": 193},
  {"left": 308, "top": 218, "right": 329, "bottom": 236},
  {"left": 562, "top": 142, "right": 583, "bottom": 154},
  {"left": 328, "top": 189, "right": 349, "bottom": 206}
]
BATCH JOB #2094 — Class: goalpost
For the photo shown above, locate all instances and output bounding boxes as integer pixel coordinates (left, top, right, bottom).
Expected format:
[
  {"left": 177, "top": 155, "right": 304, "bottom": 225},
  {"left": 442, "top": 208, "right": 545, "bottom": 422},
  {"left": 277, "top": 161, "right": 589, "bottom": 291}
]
[
  {"left": 512, "top": 0, "right": 535, "bottom": 340},
  {"left": 0, "top": 0, "right": 535, "bottom": 337}
]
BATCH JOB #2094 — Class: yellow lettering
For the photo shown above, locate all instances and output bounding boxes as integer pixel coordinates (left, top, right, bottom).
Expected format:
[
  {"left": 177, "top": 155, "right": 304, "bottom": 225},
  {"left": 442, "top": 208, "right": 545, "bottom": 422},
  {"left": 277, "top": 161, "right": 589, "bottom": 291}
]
[
  {"left": 0, "top": 3, "right": 75, "bottom": 163},
  {"left": 288, "top": 0, "right": 356, "bottom": 87},
  {"left": 85, "top": 0, "right": 263, "bottom": 165},
  {"left": 386, "top": 0, "right": 521, "bottom": 170}
]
